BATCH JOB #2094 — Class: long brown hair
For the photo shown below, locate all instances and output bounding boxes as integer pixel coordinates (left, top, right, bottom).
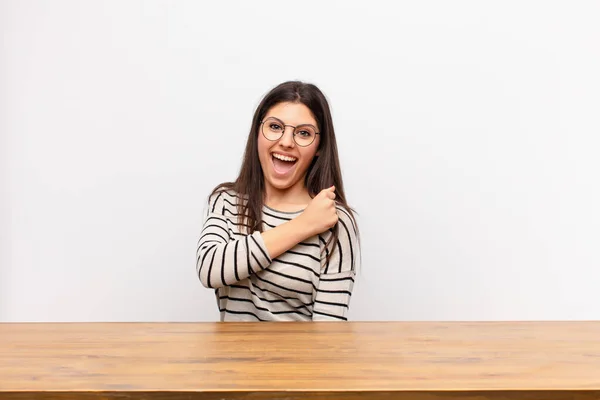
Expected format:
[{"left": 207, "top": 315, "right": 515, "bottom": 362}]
[{"left": 210, "top": 81, "right": 358, "bottom": 263}]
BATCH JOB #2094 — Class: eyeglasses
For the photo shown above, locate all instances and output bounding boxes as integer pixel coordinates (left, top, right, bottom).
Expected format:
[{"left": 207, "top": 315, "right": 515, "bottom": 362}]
[{"left": 260, "top": 117, "right": 320, "bottom": 147}]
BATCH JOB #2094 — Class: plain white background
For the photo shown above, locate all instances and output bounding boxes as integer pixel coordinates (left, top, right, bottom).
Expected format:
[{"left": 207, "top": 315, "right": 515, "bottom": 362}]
[{"left": 1, "top": 1, "right": 599, "bottom": 322}]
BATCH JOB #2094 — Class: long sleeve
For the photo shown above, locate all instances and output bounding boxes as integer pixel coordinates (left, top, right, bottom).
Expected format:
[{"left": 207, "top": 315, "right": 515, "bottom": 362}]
[
  {"left": 196, "top": 192, "right": 272, "bottom": 289},
  {"left": 312, "top": 207, "right": 360, "bottom": 321}
]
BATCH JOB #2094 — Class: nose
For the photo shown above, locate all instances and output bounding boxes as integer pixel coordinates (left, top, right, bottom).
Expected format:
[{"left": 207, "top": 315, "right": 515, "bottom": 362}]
[{"left": 278, "top": 126, "right": 295, "bottom": 148}]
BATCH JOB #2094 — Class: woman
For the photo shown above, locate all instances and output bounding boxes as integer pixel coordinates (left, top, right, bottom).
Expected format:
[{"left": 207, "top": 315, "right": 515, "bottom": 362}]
[{"left": 196, "top": 81, "right": 360, "bottom": 321}]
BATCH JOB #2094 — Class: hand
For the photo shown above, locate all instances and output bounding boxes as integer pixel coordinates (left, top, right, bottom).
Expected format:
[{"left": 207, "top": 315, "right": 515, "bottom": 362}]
[{"left": 298, "top": 186, "right": 338, "bottom": 236}]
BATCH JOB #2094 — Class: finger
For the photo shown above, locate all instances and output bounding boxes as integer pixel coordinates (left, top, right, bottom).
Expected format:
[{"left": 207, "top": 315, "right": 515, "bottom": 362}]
[{"left": 330, "top": 214, "right": 339, "bottom": 227}]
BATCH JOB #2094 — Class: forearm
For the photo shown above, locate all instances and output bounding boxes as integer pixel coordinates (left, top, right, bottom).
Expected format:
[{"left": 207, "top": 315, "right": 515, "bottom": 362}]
[
  {"left": 197, "top": 216, "right": 314, "bottom": 288},
  {"left": 197, "top": 220, "right": 271, "bottom": 288},
  {"left": 261, "top": 217, "right": 314, "bottom": 259},
  {"left": 313, "top": 270, "right": 355, "bottom": 321}
]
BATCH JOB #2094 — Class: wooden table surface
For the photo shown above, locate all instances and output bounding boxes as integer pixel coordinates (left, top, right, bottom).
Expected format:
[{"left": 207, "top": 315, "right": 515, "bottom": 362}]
[{"left": 1, "top": 321, "right": 599, "bottom": 399}]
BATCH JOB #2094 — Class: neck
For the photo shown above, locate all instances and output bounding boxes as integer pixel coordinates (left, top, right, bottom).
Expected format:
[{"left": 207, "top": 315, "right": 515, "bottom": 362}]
[{"left": 264, "top": 180, "right": 312, "bottom": 210}]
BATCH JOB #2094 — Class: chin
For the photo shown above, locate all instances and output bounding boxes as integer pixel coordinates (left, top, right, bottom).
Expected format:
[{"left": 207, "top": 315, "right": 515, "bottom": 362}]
[
  {"left": 266, "top": 175, "right": 303, "bottom": 191},
  {"left": 270, "top": 180, "right": 295, "bottom": 191}
]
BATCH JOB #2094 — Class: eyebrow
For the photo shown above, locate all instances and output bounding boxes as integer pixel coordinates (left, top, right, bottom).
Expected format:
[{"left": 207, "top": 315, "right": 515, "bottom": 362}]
[{"left": 265, "top": 115, "right": 318, "bottom": 128}]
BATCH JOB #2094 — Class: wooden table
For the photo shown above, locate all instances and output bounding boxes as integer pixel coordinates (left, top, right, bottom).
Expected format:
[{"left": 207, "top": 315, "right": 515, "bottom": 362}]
[{"left": 1, "top": 321, "right": 599, "bottom": 399}]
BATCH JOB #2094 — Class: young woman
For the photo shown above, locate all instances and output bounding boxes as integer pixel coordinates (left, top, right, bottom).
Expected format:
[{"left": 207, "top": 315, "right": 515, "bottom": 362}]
[{"left": 196, "top": 81, "right": 360, "bottom": 321}]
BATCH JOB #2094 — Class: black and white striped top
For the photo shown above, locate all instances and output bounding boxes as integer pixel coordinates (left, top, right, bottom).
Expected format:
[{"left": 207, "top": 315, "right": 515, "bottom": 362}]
[{"left": 196, "top": 190, "right": 359, "bottom": 321}]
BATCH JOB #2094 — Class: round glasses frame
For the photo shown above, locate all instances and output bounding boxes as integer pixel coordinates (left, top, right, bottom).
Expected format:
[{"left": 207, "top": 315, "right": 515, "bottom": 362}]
[{"left": 260, "top": 117, "right": 320, "bottom": 147}]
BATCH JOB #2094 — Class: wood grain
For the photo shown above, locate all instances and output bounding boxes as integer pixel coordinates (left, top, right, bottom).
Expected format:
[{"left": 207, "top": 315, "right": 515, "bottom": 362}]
[
  {"left": 1, "top": 392, "right": 600, "bottom": 400},
  {"left": 1, "top": 321, "right": 599, "bottom": 399}
]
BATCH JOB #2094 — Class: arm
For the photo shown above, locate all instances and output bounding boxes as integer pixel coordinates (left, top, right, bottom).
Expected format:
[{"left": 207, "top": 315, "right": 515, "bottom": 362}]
[
  {"left": 261, "top": 218, "right": 313, "bottom": 259},
  {"left": 196, "top": 192, "right": 313, "bottom": 289},
  {"left": 312, "top": 207, "right": 360, "bottom": 321}
]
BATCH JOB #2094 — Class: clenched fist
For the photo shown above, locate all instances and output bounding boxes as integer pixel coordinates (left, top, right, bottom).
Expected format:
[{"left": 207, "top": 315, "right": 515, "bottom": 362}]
[{"left": 298, "top": 186, "right": 338, "bottom": 236}]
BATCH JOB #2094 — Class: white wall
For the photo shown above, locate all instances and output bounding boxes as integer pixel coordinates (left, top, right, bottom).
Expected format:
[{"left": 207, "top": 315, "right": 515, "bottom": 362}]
[{"left": 1, "top": 0, "right": 599, "bottom": 322}]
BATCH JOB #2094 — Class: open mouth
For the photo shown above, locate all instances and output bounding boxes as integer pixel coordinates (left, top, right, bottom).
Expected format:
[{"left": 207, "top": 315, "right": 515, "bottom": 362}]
[{"left": 271, "top": 152, "right": 297, "bottom": 176}]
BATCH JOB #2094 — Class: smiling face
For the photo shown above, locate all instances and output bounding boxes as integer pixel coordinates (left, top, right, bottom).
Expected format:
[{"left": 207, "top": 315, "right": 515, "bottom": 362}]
[{"left": 257, "top": 101, "right": 320, "bottom": 198}]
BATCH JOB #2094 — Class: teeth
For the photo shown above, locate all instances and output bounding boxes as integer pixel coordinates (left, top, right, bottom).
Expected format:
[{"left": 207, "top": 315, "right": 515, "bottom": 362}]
[{"left": 272, "top": 153, "right": 297, "bottom": 162}]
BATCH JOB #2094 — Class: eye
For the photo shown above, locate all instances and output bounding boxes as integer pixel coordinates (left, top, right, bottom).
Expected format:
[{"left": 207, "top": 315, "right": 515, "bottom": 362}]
[
  {"left": 269, "top": 123, "right": 283, "bottom": 131},
  {"left": 297, "top": 130, "right": 312, "bottom": 137}
]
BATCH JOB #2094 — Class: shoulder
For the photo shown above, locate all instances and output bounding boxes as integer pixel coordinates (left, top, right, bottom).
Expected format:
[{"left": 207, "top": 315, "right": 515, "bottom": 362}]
[
  {"left": 320, "top": 204, "right": 360, "bottom": 273},
  {"left": 207, "top": 187, "right": 246, "bottom": 215},
  {"left": 335, "top": 204, "right": 359, "bottom": 240}
]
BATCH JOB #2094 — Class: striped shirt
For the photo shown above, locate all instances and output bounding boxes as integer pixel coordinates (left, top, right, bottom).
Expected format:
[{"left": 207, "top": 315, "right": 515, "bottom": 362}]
[{"left": 196, "top": 190, "right": 359, "bottom": 321}]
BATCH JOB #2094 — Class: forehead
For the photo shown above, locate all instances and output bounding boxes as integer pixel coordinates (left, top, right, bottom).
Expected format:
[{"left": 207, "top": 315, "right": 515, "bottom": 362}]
[{"left": 264, "top": 102, "right": 318, "bottom": 127}]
